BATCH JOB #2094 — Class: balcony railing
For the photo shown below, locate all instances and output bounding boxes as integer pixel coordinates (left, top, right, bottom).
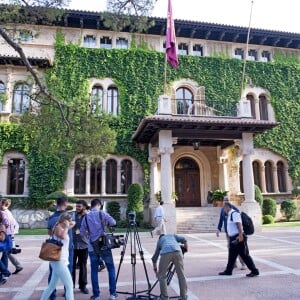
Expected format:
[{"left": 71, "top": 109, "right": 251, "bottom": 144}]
[{"left": 171, "top": 99, "right": 238, "bottom": 117}]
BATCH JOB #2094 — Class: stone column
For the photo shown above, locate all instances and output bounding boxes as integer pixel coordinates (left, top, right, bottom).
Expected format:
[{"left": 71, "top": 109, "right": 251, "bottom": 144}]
[
  {"left": 86, "top": 161, "right": 91, "bottom": 195},
  {"left": 117, "top": 162, "right": 122, "bottom": 194},
  {"left": 101, "top": 160, "right": 106, "bottom": 195},
  {"left": 261, "top": 165, "right": 267, "bottom": 193},
  {"left": 241, "top": 132, "right": 262, "bottom": 231},
  {"left": 158, "top": 130, "right": 176, "bottom": 234},
  {"left": 273, "top": 166, "right": 279, "bottom": 193}
]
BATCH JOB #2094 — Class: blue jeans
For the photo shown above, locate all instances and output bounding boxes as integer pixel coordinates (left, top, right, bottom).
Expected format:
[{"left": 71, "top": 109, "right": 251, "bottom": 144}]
[
  {"left": 41, "top": 260, "right": 74, "bottom": 300},
  {"left": 89, "top": 249, "right": 116, "bottom": 297}
]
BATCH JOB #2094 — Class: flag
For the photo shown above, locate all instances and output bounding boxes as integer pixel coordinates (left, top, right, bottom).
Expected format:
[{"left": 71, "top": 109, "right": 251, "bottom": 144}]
[{"left": 166, "top": 0, "right": 178, "bottom": 68}]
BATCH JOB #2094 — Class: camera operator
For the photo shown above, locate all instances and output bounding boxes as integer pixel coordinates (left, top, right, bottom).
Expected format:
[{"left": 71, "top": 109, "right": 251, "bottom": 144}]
[
  {"left": 151, "top": 234, "right": 188, "bottom": 300},
  {"left": 80, "top": 198, "right": 117, "bottom": 300}
]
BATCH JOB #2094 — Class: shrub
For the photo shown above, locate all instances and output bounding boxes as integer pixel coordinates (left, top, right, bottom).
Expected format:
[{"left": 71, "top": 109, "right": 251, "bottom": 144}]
[
  {"left": 262, "top": 215, "right": 274, "bottom": 224},
  {"left": 127, "top": 183, "right": 144, "bottom": 215},
  {"left": 280, "top": 200, "right": 298, "bottom": 221},
  {"left": 106, "top": 201, "right": 121, "bottom": 222},
  {"left": 255, "top": 185, "right": 263, "bottom": 206},
  {"left": 262, "top": 198, "right": 277, "bottom": 217},
  {"left": 291, "top": 186, "right": 300, "bottom": 196}
]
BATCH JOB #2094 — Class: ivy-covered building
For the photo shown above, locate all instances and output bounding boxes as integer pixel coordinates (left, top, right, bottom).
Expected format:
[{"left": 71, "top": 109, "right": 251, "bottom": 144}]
[{"left": 0, "top": 8, "right": 299, "bottom": 231}]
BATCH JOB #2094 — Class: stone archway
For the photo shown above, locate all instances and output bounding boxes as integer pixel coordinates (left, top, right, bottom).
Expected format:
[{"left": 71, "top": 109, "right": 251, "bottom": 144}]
[{"left": 174, "top": 157, "right": 201, "bottom": 207}]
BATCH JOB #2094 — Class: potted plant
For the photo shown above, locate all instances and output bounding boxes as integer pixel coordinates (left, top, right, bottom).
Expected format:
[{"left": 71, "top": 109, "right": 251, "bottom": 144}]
[{"left": 212, "top": 189, "right": 228, "bottom": 207}]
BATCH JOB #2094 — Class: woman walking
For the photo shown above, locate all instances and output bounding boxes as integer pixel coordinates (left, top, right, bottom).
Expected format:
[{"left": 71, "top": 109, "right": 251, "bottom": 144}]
[{"left": 40, "top": 212, "right": 75, "bottom": 300}]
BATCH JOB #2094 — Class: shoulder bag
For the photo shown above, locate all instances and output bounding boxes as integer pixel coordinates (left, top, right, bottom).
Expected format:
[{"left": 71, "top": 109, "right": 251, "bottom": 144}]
[{"left": 39, "top": 223, "right": 63, "bottom": 261}]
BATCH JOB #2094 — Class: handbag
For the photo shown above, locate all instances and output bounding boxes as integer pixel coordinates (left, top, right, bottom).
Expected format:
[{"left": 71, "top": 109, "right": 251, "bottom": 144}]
[
  {"left": 39, "top": 223, "right": 63, "bottom": 261},
  {"left": 39, "top": 238, "right": 63, "bottom": 261},
  {"left": 0, "top": 232, "right": 13, "bottom": 252}
]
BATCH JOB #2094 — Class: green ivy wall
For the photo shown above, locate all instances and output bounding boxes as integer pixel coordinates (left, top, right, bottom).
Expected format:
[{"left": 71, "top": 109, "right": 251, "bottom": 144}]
[{"left": 1, "top": 44, "right": 299, "bottom": 205}]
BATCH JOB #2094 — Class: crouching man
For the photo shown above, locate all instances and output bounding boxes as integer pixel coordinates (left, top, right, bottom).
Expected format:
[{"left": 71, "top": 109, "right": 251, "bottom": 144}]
[{"left": 151, "top": 234, "right": 188, "bottom": 300}]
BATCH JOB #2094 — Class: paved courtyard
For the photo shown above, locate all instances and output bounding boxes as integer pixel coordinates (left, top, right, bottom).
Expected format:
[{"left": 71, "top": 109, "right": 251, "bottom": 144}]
[{"left": 1, "top": 226, "right": 300, "bottom": 300}]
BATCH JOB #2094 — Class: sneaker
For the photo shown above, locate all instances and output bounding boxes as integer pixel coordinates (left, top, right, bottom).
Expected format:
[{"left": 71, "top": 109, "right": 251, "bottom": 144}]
[
  {"left": 246, "top": 270, "right": 259, "bottom": 277},
  {"left": 0, "top": 278, "right": 7, "bottom": 285},
  {"left": 218, "top": 271, "right": 232, "bottom": 276},
  {"left": 12, "top": 267, "right": 23, "bottom": 275},
  {"left": 90, "top": 296, "right": 100, "bottom": 300},
  {"left": 80, "top": 287, "right": 89, "bottom": 294},
  {"left": 109, "top": 294, "right": 118, "bottom": 300},
  {"left": 98, "top": 264, "right": 106, "bottom": 272}
]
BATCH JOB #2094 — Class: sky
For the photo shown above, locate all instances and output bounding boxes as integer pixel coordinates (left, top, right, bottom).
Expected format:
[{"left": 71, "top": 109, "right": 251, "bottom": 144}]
[{"left": 69, "top": 0, "right": 300, "bottom": 34}]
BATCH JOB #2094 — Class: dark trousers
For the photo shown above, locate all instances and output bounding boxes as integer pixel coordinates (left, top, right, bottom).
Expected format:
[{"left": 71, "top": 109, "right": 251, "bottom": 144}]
[
  {"left": 226, "top": 235, "right": 258, "bottom": 273},
  {"left": 72, "top": 248, "right": 88, "bottom": 289}
]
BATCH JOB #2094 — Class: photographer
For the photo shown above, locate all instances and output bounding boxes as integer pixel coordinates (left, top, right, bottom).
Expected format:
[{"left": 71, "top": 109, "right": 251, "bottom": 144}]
[
  {"left": 80, "top": 198, "right": 117, "bottom": 300},
  {"left": 151, "top": 234, "right": 188, "bottom": 300}
]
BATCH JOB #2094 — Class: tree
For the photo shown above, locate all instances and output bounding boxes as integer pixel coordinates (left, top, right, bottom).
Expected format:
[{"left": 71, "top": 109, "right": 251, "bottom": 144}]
[
  {"left": 0, "top": 1, "right": 117, "bottom": 158},
  {"left": 103, "top": 0, "right": 157, "bottom": 32}
]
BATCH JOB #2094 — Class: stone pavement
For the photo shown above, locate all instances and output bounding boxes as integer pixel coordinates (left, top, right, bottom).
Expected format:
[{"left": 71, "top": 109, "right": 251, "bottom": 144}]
[{"left": 1, "top": 226, "right": 300, "bottom": 300}]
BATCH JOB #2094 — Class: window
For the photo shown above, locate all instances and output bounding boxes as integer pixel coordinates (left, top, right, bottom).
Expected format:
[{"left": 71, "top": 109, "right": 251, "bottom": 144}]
[
  {"left": 0, "top": 81, "right": 5, "bottom": 111},
  {"left": 90, "top": 160, "right": 102, "bottom": 194},
  {"left": 234, "top": 48, "right": 244, "bottom": 59},
  {"left": 248, "top": 49, "right": 257, "bottom": 61},
  {"left": 107, "top": 87, "right": 119, "bottom": 115},
  {"left": 176, "top": 87, "right": 193, "bottom": 114},
  {"left": 246, "top": 94, "right": 256, "bottom": 118},
  {"left": 12, "top": 83, "right": 30, "bottom": 113},
  {"left": 178, "top": 43, "right": 188, "bottom": 55},
  {"left": 7, "top": 159, "right": 25, "bottom": 195},
  {"left": 116, "top": 38, "right": 128, "bottom": 49},
  {"left": 252, "top": 161, "right": 262, "bottom": 190},
  {"left": 74, "top": 159, "right": 86, "bottom": 194},
  {"left": 265, "top": 161, "right": 274, "bottom": 193},
  {"left": 259, "top": 94, "right": 268, "bottom": 120},
  {"left": 83, "top": 35, "right": 96, "bottom": 48},
  {"left": 261, "top": 51, "right": 271, "bottom": 62},
  {"left": 193, "top": 44, "right": 203, "bottom": 56},
  {"left": 277, "top": 161, "right": 287, "bottom": 192},
  {"left": 100, "top": 36, "right": 112, "bottom": 49},
  {"left": 19, "top": 30, "right": 33, "bottom": 43},
  {"left": 106, "top": 159, "right": 117, "bottom": 194},
  {"left": 121, "top": 160, "right": 132, "bottom": 194},
  {"left": 90, "top": 85, "right": 103, "bottom": 113}
]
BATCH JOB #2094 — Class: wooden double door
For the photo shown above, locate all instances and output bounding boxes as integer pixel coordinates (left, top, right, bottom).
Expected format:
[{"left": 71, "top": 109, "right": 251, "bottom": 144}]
[{"left": 175, "top": 157, "right": 201, "bottom": 207}]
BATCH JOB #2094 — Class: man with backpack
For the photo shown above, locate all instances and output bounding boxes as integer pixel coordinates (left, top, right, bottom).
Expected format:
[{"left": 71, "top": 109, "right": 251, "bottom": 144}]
[{"left": 218, "top": 201, "right": 259, "bottom": 277}]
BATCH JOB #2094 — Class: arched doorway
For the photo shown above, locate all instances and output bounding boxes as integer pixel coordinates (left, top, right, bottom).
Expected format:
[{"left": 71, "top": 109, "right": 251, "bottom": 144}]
[{"left": 175, "top": 157, "right": 200, "bottom": 207}]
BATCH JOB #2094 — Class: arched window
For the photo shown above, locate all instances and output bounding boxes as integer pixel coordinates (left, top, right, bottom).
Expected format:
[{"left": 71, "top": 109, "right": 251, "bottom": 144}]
[
  {"left": 252, "top": 161, "right": 262, "bottom": 190},
  {"left": 107, "top": 87, "right": 118, "bottom": 115},
  {"left": 277, "top": 161, "right": 287, "bottom": 192},
  {"left": 259, "top": 94, "right": 268, "bottom": 120},
  {"left": 239, "top": 161, "right": 244, "bottom": 193},
  {"left": 74, "top": 159, "right": 86, "bottom": 194},
  {"left": 176, "top": 87, "right": 193, "bottom": 114},
  {"left": 246, "top": 94, "right": 256, "bottom": 118},
  {"left": 91, "top": 85, "right": 103, "bottom": 114},
  {"left": 106, "top": 159, "right": 117, "bottom": 194},
  {"left": 13, "top": 83, "right": 30, "bottom": 113},
  {"left": 265, "top": 161, "right": 274, "bottom": 193},
  {"left": 90, "top": 160, "right": 102, "bottom": 194},
  {"left": 121, "top": 159, "right": 132, "bottom": 194},
  {"left": 7, "top": 159, "right": 25, "bottom": 195},
  {"left": 0, "top": 81, "right": 5, "bottom": 111}
]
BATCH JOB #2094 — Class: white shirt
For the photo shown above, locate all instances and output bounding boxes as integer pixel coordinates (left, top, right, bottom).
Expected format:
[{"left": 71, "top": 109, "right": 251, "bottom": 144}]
[
  {"left": 226, "top": 209, "right": 242, "bottom": 237},
  {"left": 154, "top": 205, "right": 165, "bottom": 220}
]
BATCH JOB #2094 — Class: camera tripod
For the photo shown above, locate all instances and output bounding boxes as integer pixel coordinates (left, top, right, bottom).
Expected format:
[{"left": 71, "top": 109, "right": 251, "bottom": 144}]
[{"left": 116, "top": 220, "right": 156, "bottom": 300}]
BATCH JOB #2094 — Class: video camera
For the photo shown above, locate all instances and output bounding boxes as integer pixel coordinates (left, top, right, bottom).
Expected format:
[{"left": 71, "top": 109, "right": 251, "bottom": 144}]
[
  {"left": 11, "top": 245, "right": 22, "bottom": 254},
  {"left": 127, "top": 211, "right": 136, "bottom": 225}
]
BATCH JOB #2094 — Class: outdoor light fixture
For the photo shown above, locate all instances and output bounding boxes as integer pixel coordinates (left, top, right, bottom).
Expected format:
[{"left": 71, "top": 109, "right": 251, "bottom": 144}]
[{"left": 193, "top": 142, "right": 200, "bottom": 150}]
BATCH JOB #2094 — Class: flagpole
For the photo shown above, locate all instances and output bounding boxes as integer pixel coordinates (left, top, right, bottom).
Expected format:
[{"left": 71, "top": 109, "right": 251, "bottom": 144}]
[
  {"left": 164, "top": 50, "right": 167, "bottom": 94},
  {"left": 240, "top": 0, "right": 254, "bottom": 99}
]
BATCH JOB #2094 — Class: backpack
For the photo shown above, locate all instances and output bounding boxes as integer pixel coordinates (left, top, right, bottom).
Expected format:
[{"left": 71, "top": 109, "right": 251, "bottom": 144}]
[{"left": 231, "top": 211, "right": 254, "bottom": 235}]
